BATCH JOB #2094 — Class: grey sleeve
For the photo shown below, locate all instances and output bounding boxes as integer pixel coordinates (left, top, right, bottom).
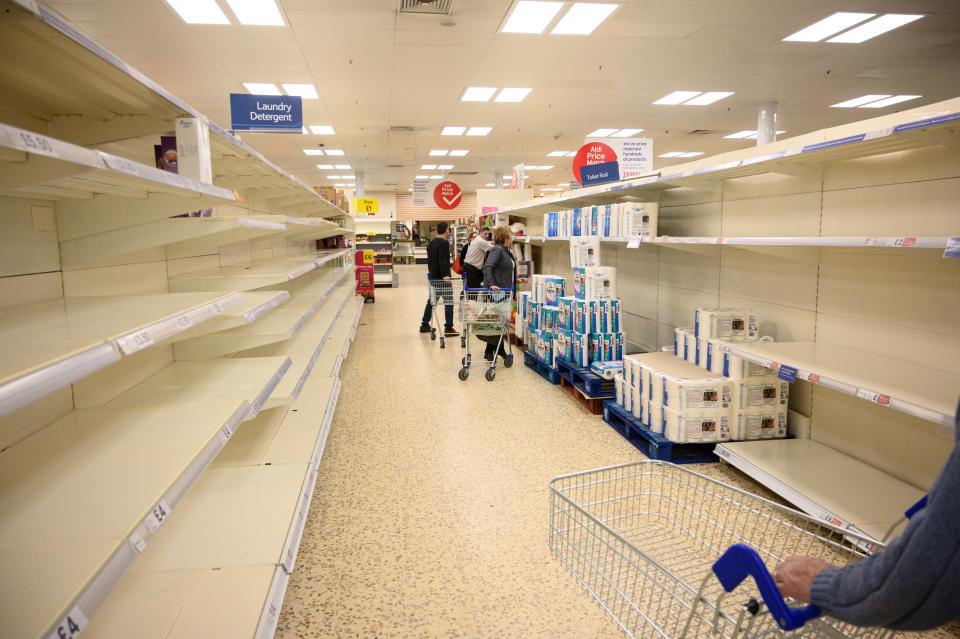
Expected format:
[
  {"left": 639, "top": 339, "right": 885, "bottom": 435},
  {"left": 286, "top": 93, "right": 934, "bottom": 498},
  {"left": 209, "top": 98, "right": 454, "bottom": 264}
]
[
  {"left": 809, "top": 427, "right": 960, "bottom": 631},
  {"left": 482, "top": 248, "right": 500, "bottom": 286}
]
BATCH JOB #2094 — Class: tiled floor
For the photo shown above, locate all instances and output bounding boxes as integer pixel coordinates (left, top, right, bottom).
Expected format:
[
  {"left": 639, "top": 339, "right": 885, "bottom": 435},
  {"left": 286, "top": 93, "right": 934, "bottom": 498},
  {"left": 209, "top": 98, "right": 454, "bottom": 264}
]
[{"left": 277, "top": 265, "right": 954, "bottom": 639}]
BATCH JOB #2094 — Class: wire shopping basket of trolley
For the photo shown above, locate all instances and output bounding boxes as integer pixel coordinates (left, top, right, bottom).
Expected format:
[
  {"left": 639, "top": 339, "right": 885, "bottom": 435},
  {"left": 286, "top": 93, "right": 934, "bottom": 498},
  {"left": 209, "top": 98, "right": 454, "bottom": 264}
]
[
  {"left": 458, "top": 287, "right": 514, "bottom": 381},
  {"left": 549, "top": 461, "right": 896, "bottom": 639},
  {"left": 427, "top": 277, "right": 461, "bottom": 349}
]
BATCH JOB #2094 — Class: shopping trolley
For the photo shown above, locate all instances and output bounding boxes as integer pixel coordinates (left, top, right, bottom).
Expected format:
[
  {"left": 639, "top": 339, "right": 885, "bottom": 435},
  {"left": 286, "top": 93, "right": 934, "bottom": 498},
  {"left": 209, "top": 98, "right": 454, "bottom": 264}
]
[
  {"left": 427, "top": 278, "right": 461, "bottom": 349},
  {"left": 458, "top": 287, "right": 514, "bottom": 381},
  {"left": 549, "top": 461, "right": 895, "bottom": 639}
]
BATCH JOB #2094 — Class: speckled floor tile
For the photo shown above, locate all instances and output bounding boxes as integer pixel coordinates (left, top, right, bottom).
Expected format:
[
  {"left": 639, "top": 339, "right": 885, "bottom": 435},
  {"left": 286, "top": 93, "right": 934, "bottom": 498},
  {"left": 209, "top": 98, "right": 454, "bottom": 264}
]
[{"left": 277, "top": 266, "right": 955, "bottom": 639}]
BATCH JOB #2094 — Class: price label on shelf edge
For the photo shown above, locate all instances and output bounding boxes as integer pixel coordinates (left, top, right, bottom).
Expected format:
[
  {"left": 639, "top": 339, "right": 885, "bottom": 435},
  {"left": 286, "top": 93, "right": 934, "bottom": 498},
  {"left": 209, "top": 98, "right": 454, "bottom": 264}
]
[
  {"left": 144, "top": 499, "right": 172, "bottom": 534},
  {"left": 856, "top": 388, "right": 891, "bottom": 406},
  {"left": 47, "top": 606, "right": 88, "bottom": 639},
  {"left": 13, "top": 129, "right": 59, "bottom": 159}
]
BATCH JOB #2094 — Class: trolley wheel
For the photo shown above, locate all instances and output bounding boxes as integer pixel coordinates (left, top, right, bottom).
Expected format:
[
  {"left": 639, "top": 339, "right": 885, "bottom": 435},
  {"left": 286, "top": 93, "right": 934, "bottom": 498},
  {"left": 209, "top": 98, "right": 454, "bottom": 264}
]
[
  {"left": 503, "top": 354, "right": 514, "bottom": 368},
  {"left": 430, "top": 329, "right": 436, "bottom": 341},
  {"left": 485, "top": 368, "right": 496, "bottom": 382},
  {"left": 458, "top": 368, "right": 469, "bottom": 381},
  {"left": 440, "top": 337, "right": 445, "bottom": 349}
]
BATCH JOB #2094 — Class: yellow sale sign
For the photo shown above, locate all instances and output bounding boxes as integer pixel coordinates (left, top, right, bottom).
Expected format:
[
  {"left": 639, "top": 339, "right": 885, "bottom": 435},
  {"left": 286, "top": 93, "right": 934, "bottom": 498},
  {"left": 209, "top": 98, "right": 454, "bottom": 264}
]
[{"left": 354, "top": 198, "right": 379, "bottom": 214}]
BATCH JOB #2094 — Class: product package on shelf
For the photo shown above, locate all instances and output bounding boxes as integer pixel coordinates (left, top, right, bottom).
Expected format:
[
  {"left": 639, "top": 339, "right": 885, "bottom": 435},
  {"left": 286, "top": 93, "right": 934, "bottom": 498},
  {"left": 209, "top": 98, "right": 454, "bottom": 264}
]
[
  {"left": 517, "top": 292, "right": 531, "bottom": 342},
  {"left": 620, "top": 203, "right": 656, "bottom": 238},
  {"left": 663, "top": 408, "right": 730, "bottom": 443},
  {"left": 544, "top": 276, "right": 565, "bottom": 305},
  {"left": 574, "top": 267, "right": 617, "bottom": 300},
  {"left": 570, "top": 236, "right": 602, "bottom": 268},
  {"left": 573, "top": 299, "right": 597, "bottom": 334},
  {"left": 694, "top": 307, "right": 759, "bottom": 342},
  {"left": 732, "top": 377, "right": 790, "bottom": 410},
  {"left": 557, "top": 296, "right": 575, "bottom": 331},
  {"left": 541, "top": 305, "right": 559, "bottom": 333},
  {"left": 709, "top": 341, "right": 772, "bottom": 379},
  {"left": 534, "top": 329, "right": 555, "bottom": 367},
  {"left": 590, "top": 360, "right": 623, "bottom": 381},
  {"left": 674, "top": 327, "right": 692, "bottom": 360},
  {"left": 555, "top": 328, "right": 573, "bottom": 363},
  {"left": 526, "top": 300, "right": 540, "bottom": 331},
  {"left": 732, "top": 408, "right": 788, "bottom": 440},
  {"left": 571, "top": 208, "right": 584, "bottom": 237},
  {"left": 685, "top": 332, "right": 698, "bottom": 365},
  {"left": 615, "top": 373, "right": 625, "bottom": 406},
  {"left": 662, "top": 376, "right": 732, "bottom": 411},
  {"left": 572, "top": 332, "right": 590, "bottom": 367}
]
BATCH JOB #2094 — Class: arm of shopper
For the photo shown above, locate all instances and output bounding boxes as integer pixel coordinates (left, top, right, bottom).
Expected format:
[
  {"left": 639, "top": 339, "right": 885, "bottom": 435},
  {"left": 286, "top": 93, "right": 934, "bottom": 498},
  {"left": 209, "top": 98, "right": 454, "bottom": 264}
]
[
  {"left": 438, "top": 239, "right": 452, "bottom": 279},
  {"left": 482, "top": 248, "right": 500, "bottom": 287},
  {"left": 782, "top": 425, "right": 960, "bottom": 631}
]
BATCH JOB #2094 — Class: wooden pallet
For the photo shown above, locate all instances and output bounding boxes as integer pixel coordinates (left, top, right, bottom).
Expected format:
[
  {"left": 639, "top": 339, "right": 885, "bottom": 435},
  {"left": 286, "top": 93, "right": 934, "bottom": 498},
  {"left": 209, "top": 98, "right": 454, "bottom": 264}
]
[
  {"left": 559, "top": 375, "right": 607, "bottom": 414},
  {"left": 602, "top": 400, "right": 718, "bottom": 464},
  {"left": 556, "top": 359, "right": 615, "bottom": 397}
]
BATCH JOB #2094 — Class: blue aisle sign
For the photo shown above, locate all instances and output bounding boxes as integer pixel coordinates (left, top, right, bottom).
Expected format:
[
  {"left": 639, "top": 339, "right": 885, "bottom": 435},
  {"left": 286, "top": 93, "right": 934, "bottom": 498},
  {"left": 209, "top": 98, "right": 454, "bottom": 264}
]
[
  {"left": 230, "top": 94, "right": 303, "bottom": 132},
  {"left": 579, "top": 161, "right": 620, "bottom": 186},
  {"left": 944, "top": 236, "right": 960, "bottom": 259}
]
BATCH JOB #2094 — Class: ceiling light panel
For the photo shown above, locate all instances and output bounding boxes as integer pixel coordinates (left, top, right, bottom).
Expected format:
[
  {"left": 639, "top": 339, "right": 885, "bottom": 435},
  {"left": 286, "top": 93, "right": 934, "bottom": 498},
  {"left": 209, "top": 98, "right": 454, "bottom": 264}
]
[
  {"left": 565, "top": 151, "right": 577, "bottom": 157},
  {"left": 335, "top": 183, "right": 346, "bottom": 187},
  {"left": 429, "top": 150, "right": 449, "bottom": 156},
  {"left": 653, "top": 91, "right": 701, "bottom": 105},
  {"left": 782, "top": 12, "right": 874, "bottom": 42},
  {"left": 415, "top": 175, "right": 430, "bottom": 179},
  {"left": 438, "top": 164, "right": 454, "bottom": 170},
  {"left": 335, "top": 164, "right": 351, "bottom": 170},
  {"left": 830, "top": 94, "right": 892, "bottom": 108},
  {"left": 326, "top": 175, "right": 341, "bottom": 179},
  {"left": 449, "top": 150, "right": 469, "bottom": 157},
  {"left": 165, "top": 0, "right": 230, "bottom": 24},
  {"left": 467, "top": 127, "right": 493, "bottom": 136},
  {"left": 429, "top": 175, "right": 443, "bottom": 179},
  {"left": 224, "top": 0, "right": 285, "bottom": 26},
  {"left": 828, "top": 14, "right": 923, "bottom": 43},
  {"left": 303, "top": 149, "right": 324, "bottom": 156},
  {"left": 679, "top": 152, "right": 704, "bottom": 158},
  {"left": 308, "top": 125, "right": 334, "bottom": 135},
  {"left": 324, "top": 149, "right": 345, "bottom": 156},
  {"left": 523, "top": 165, "right": 539, "bottom": 171},
  {"left": 547, "top": 150, "right": 572, "bottom": 157},
  {"left": 485, "top": 183, "right": 496, "bottom": 187},
  {"left": 861, "top": 94, "right": 922, "bottom": 108},
  {"left": 551, "top": 3, "right": 619, "bottom": 35},
  {"left": 537, "top": 165, "right": 554, "bottom": 170},
  {"left": 441, "top": 126, "right": 466, "bottom": 136},
  {"left": 494, "top": 88, "right": 533, "bottom": 103},
  {"left": 658, "top": 152, "right": 686, "bottom": 158},
  {"left": 502, "top": 1, "right": 564, "bottom": 34},
  {"left": 421, "top": 164, "right": 437, "bottom": 170},
  {"left": 282, "top": 84, "right": 318, "bottom": 99},
  {"left": 724, "top": 130, "right": 785, "bottom": 139},
  {"left": 462, "top": 87, "right": 497, "bottom": 102},
  {"left": 316, "top": 164, "right": 333, "bottom": 169},
  {"left": 243, "top": 82, "right": 281, "bottom": 95},
  {"left": 609, "top": 128, "right": 643, "bottom": 138},
  {"left": 682, "top": 91, "right": 734, "bottom": 106},
  {"left": 587, "top": 128, "right": 618, "bottom": 137}
]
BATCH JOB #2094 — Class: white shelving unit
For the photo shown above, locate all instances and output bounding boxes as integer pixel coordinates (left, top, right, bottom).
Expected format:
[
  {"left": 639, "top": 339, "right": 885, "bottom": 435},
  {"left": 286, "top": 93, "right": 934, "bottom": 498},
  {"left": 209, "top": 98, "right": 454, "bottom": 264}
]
[
  {"left": 0, "top": 292, "right": 244, "bottom": 418},
  {"left": 168, "top": 252, "right": 345, "bottom": 293},
  {"left": 520, "top": 234, "right": 954, "bottom": 252}
]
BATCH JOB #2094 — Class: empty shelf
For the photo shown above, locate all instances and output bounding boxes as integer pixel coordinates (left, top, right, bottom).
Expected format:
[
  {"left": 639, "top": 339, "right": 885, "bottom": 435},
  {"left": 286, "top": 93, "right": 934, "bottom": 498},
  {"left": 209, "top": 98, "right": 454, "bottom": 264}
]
[
  {"left": 0, "top": 398, "right": 250, "bottom": 639},
  {"left": 170, "top": 291, "right": 291, "bottom": 342},
  {"left": 523, "top": 235, "right": 953, "bottom": 252},
  {"left": 717, "top": 341, "right": 959, "bottom": 429},
  {"left": 109, "top": 357, "right": 291, "bottom": 419},
  {"left": 0, "top": 292, "right": 243, "bottom": 418},
  {"left": 168, "top": 253, "right": 347, "bottom": 293},
  {"left": 716, "top": 439, "right": 926, "bottom": 542}
]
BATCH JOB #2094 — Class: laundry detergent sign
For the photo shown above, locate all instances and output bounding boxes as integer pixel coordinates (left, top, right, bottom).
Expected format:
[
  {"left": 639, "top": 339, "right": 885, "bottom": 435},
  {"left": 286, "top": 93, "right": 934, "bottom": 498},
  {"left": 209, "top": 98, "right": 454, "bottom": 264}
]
[
  {"left": 229, "top": 93, "right": 303, "bottom": 132},
  {"left": 573, "top": 142, "right": 620, "bottom": 186},
  {"left": 434, "top": 180, "right": 462, "bottom": 210}
]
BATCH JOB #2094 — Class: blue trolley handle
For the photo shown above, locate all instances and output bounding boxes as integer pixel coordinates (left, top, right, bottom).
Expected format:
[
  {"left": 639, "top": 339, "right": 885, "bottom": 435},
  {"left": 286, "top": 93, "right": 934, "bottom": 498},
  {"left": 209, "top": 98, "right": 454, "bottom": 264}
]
[{"left": 712, "top": 544, "right": 821, "bottom": 631}]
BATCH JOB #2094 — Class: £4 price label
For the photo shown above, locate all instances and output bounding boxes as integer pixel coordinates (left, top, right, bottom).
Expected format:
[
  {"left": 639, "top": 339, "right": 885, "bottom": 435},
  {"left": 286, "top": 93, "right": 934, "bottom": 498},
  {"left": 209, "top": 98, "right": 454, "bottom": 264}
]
[
  {"left": 48, "top": 606, "right": 88, "bottom": 639},
  {"left": 144, "top": 499, "right": 172, "bottom": 534}
]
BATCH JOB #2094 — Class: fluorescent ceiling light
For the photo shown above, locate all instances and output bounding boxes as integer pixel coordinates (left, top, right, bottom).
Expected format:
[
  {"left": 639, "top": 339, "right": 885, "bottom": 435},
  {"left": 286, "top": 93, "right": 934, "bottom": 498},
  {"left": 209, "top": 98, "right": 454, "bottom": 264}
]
[
  {"left": 421, "top": 164, "right": 437, "bottom": 170},
  {"left": 537, "top": 165, "right": 554, "bottom": 170},
  {"left": 724, "top": 130, "right": 785, "bottom": 139},
  {"left": 462, "top": 87, "right": 497, "bottom": 102},
  {"left": 679, "top": 152, "right": 705, "bottom": 158},
  {"left": 523, "top": 165, "right": 539, "bottom": 170},
  {"left": 334, "top": 183, "right": 346, "bottom": 187},
  {"left": 485, "top": 183, "right": 496, "bottom": 187},
  {"left": 308, "top": 125, "right": 335, "bottom": 135},
  {"left": 164, "top": 0, "right": 230, "bottom": 24},
  {"left": 467, "top": 126, "right": 493, "bottom": 136},
  {"left": 346, "top": 184, "right": 356, "bottom": 187},
  {"left": 429, "top": 175, "right": 443, "bottom": 180},
  {"left": 565, "top": 151, "right": 577, "bottom": 157},
  {"left": 438, "top": 164, "right": 454, "bottom": 170},
  {"left": 783, "top": 12, "right": 874, "bottom": 42},
  {"left": 587, "top": 128, "right": 618, "bottom": 137},
  {"left": 502, "top": 1, "right": 564, "bottom": 34},
  {"left": 551, "top": 3, "right": 619, "bottom": 35},
  {"left": 557, "top": 182, "right": 568, "bottom": 185},
  {"left": 547, "top": 150, "right": 572, "bottom": 157},
  {"left": 609, "top": 128, "right": 643, "bottom": 138},
  {"left": 243, "top": 82, "right": 281, "bottom": 95},
  {"left": 495, "top": 88, "right": 532, "bottom": 103},
  {"left": 326, "top": 175, "right": 341, "bottom": 179},
  {"left": 828, "top": 14, "right": 923, "bottom": 43},
  {"left": 303, "top": 149, "right": 324, "bottom": 156},
  {"left": 449, "top": 150, "right": 469, "bottom": 157},
  {"left": 682, "top": 91, "right": 734, "bottom": 106},
  {"left": 316, "top": 164, "right": 333, "bottom": 169},
  {"left": 325, "top": 149, "right": 345, "bottom": 156},
  {"left": 415, "top": 175, "right": 430, "bottom": 179},
  {"left": 429, "top": 150, "right": 449, "bottom": 156},
  {"left": 830, "top": 94, "right": 892, "bottom": 108},
  {"left": 302, "top": 126, "right": 308, "bottom": 134},
  {"left": 658, "top": 152, "right": 686, "bottom": 158},
  {"left": 442, "top": 126, "right": 466, "bottom": 136},
  {"left": 653, "top": 90, "right": 701, "bottom": 105},
  {"left": 334, "top": 164, "right": 351, "bottom": 170},
  {"left": 224, "top": 0, "right": 284, "bottom": 26},
  {"left": 861, "top": 94, "right": 922, "bottom": 108},
  {"left": 282, "top": 84, "right": 318, "bottom": 99}
]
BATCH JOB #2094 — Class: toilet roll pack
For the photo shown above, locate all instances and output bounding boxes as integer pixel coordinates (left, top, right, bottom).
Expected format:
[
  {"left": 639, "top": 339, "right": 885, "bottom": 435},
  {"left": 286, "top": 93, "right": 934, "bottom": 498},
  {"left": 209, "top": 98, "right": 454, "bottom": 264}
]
[
  {"left": 574, "top": 267, "right": 617, "bottom": 300},
  {"left": 732, "top": 377, "right": 789, "bottom": 409},
  {"left": 732, "top": 409, "right": 788, "bottom": 440},
  {"left": 663, "top": 408, "right": 731, "bottom": 443},
  {"left": 662, "top": 376, "right": 733, "bottom": 411},
  {"left": 545, "top": 202, "right": 657, "bottom": 239},
  {"left": 554, "top": 328, "right": 573, "bottom": 364},
  {"left": 540, "top": 305, "right": 559, "bottom": 333},
  {"left": 694, "top": 307, "right": 759, "bottom": 342},
  {"left": 557, "top": 297, "right": 575, "bottom": 332},
  {"left": 591, "top": 360, "right": 623, "bottom": 381},
  {"left": 570, "top": 236, "right": 602, "bottom": 268}
]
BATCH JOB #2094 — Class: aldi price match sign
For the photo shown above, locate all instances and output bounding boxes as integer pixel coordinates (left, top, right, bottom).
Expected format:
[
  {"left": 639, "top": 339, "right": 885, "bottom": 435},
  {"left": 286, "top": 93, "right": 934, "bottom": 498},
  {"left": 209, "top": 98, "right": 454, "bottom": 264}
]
[{"left": 573, "top": 137, "right": 653, "bottom": 185}]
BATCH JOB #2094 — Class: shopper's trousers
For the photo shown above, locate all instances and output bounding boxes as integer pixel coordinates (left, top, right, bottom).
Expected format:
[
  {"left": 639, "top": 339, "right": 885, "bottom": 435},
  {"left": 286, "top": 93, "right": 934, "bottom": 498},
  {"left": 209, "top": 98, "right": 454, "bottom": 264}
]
[
  {"left": 463, "top": 263, "right": 483, "bottom": 289},
  {"left": 422, "top": 274, "right": 454, "bottom": 328}
]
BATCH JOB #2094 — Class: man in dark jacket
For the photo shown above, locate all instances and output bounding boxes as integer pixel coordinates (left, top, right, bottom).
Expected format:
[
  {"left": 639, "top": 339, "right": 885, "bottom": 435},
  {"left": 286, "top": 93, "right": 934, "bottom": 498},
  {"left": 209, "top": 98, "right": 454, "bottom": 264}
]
[
  {"left": 775, "top": 401, "right": 960, "bottom": 631},
  {"left": 419, "top": 222, "right": 458, "bottom": 336}
]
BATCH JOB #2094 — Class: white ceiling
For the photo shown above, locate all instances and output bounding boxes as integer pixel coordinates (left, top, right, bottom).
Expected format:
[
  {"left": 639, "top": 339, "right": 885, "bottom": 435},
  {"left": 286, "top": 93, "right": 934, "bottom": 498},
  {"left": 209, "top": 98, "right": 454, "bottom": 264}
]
[{"left": 46, "top": 0, "right": 960, "bottom": 193}]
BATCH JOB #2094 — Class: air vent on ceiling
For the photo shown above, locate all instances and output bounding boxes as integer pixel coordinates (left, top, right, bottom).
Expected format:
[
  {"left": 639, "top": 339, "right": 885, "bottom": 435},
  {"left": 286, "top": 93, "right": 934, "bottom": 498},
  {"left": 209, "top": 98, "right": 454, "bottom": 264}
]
[
  {"left": 390, "top": 125, "right": 417, "bottom": 133},
  {"left": 689, "top": 129, "right": 717, "bottom": 135},
  {"left": 399, "top": 0, "right": 455, "bottom": 15},
  {"left": 449, "top": 171, "right": 478, "bottom": 176},
  {"left": 386, "top": 164, "right": 406, "bottom": 168}
]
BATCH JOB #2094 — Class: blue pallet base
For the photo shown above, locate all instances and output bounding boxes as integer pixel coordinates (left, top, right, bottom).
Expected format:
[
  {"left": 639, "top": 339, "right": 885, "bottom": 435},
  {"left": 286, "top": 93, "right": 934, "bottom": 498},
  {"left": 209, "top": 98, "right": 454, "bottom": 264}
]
[
  {"left": 524, "top": 351, "right": 561, "bottom": 385},
  {"left": 602, "top": 400, "right": 718, "bottom": 464},
  {"left": 556, "top": 359, "right": 615, "bottom": 398}
]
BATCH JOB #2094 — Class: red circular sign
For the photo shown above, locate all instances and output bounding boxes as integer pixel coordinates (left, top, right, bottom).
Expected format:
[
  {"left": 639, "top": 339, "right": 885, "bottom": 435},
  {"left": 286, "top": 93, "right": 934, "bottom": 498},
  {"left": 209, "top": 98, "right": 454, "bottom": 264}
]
[
  {"left": 572, "top": 142, "right": 618, "bottom": 185},
  {"left": 433, "top": 180, "right": 462, "bottom": 210}
]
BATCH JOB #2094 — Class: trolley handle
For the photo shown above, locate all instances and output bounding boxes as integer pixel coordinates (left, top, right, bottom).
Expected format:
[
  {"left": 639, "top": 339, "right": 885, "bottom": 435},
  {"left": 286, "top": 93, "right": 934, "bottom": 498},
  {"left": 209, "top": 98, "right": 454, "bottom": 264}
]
[
  {"left": 712, "top": 544, "right": 821, "bottom": 632},
  {"left": 463, "top": 286, "right": 514, "bottom": 292}
]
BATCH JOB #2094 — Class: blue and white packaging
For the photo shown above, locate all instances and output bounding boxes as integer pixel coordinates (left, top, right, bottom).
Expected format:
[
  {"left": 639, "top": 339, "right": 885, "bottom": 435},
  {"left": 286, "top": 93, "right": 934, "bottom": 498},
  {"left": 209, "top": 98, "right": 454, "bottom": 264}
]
[
  {"left": 589, "top": 206, "right": 600, "bottom": 236},
  {"left": 573, "top": 268, "right": 586, "bottom": 299},
  {"left": 694, "top": 307, "right": 759, "bottom": 341},
  {"left": 555, "top": 328, "right": 573, "bottom": 363},
  {"left": 591, "top": 360, "right": 623, "bottom": 380},
  {"left": 573, "top": 299, "right": 597, "bottom": 333},
  {"left": 572, "top": 208, "right": 584, "bottom": 236},
  {"left": 595, "top": 301, "right": 609, "bottom": 333},
  {"left": 572, "top": 332, "right": 590, "bottom": 367},
  {"left": 544, "top": 276, "right": 565, "bottom": 305},
  {"left": 662, "top": 375, "right": 732, "bottom": 410},
  {"left": 733, "top": 377, "right": 789, "bottom": 409},
  {"left": 674, "top": 327, "right": 689, "bottom": 358},
  {"left": 732, "top": 409, "right": 788, "bottom": 440},
  {"left": 570, "top": 236, "right": 602, "bottom": 268},
  {"left": 608, "top": 299, "right": 622, "bottom": 332},
  {"left": 583, "top": 266, "right": 617, "bottom": 300},
  {"left": 540, "top": 305, "right": 559, "bottom": 333},
  {"left": 663, "top": 408, "right": 730, "bottom": 443},
  {"left": 557, "top": 296, "right": 575, "bottom": 331},
  {"left": 621, "top": 203, "right": 656, "bottom": 238},
  {"left": 526, "top": 300, "right": 540, "bottom": 331}
]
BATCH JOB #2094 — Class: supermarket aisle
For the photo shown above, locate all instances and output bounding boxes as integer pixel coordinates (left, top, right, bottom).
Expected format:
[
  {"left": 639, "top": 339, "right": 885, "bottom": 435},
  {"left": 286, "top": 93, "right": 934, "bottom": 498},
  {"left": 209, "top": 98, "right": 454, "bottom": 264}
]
[{"left": 277, "top": 266, "right": 757, "bottom": 638}]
